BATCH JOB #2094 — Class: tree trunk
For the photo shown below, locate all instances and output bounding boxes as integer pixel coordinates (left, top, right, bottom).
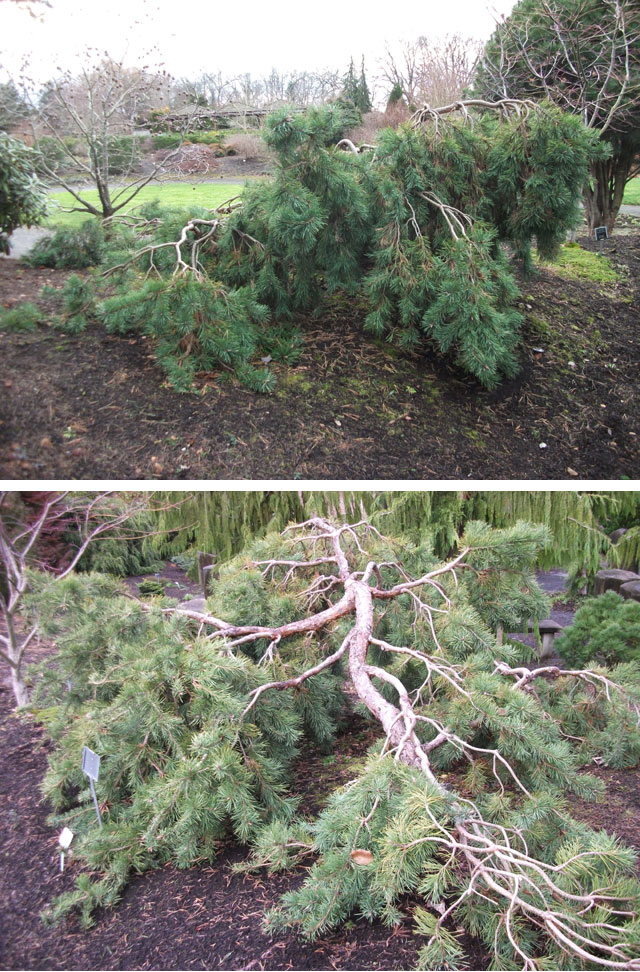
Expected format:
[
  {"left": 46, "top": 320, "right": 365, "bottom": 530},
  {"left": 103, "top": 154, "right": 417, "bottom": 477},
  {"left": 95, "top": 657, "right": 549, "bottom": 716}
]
[
  {"left": 10, "top": 662, "right": 28, "bottom": 708},
  {"left": 582, "top": 140, "right": 636, "bottom": 235},
  {"left": 9, "top": 651, "right": 29, "bottom": 706}
]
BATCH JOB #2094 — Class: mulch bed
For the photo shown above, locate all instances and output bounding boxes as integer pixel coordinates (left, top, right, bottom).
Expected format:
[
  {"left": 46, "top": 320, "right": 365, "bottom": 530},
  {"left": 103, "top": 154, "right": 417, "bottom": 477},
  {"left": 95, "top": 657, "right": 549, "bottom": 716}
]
[{"left": 0, "top": 228, "right": 639, "bottom": 480}]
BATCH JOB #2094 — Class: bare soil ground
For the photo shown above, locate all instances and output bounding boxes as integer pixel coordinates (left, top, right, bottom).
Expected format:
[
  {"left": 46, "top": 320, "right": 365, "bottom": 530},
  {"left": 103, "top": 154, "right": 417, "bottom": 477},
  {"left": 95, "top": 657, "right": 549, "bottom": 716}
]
[{"left": 0, "top": 227, "right": 639, "bottom": 480}]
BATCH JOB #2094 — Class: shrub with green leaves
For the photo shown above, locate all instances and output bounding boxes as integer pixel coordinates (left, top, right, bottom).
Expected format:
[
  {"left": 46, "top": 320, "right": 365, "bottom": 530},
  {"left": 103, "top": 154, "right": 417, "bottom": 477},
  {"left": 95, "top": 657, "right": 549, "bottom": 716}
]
[
  {"left": 0, "top": 133, "right": 48, "bottom": 254},
  {"left": 137, "top": 578, "right": 165, "bottom": 596},
  {"left": 555, "top": 590, "right": 640, "bottom": 668},
  {"left": 151, "top": 133, "right": 182, "bottom": 150},
  {"left": 23, "top": 221, "right": 105, "bottom": 269}
]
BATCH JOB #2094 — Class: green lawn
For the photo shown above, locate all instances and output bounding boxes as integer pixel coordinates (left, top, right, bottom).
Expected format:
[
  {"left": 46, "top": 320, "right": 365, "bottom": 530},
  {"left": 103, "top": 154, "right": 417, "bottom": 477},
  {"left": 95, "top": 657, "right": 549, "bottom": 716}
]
[
  {"left": 47, "top": 182, "right": 246, "bottom": 228},
  {"left": 44, "top": 174, "right": 639, "bottom": 230},
  {"left": 622, "top": 177, "right": 640, "bottom": 206}
]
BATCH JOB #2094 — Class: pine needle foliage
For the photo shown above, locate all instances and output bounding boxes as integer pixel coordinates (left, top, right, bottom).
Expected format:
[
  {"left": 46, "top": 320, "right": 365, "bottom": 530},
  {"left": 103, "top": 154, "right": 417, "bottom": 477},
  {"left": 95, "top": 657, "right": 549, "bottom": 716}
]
[
  {"left": 101, "top": 274, "right": 273, "bottom": 393},
  {"left": 29, "top": 570, "right": 345, "bottom": 926},
  {"left": 23, "top": 221, "right": 105, "bottom": 269},
  {"left": 28, "top": 516, "right": 640, "bottom": 968},
  {"left": 78, "top": 99, "right": 602, "bottom": 391}
]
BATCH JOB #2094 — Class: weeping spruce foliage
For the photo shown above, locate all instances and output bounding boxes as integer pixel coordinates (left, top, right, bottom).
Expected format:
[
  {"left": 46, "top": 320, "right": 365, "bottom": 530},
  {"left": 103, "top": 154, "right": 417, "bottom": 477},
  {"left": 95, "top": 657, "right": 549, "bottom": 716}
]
[
  {"left": 98, "top": 101, "right": 600, "bottom": 391},
  {"left": 152, "top": 489, "right": 640, "bottom": 579},
  {"left": 28, "top": 519, "right": 640, "bottom": 970}
]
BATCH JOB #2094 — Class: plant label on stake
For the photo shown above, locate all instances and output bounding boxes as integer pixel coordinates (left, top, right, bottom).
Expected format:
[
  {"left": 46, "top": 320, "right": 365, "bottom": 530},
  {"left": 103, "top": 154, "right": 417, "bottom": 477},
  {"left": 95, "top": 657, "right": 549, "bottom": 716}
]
[
  {"left": 594, "top": 225, "right": 608, "bottom": 256},
  {"left": 58, "top": 826, "right": 73, "bottom": 872},
  {"left": 81, "top": 746, "right": 103, "bottom": 828}
]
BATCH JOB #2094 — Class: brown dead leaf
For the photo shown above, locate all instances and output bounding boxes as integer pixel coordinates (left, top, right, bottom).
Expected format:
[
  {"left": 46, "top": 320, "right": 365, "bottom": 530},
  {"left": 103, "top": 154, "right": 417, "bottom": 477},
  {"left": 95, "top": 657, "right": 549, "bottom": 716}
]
[{"left": 350, "top": 849, "right": 374, "bottom": 866}]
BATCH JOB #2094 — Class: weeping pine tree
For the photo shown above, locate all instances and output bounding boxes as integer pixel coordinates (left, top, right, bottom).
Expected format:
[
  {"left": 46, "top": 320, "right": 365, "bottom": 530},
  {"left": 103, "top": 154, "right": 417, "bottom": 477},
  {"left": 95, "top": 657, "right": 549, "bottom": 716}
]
[
  {"left": 29, "top": 515, "right": 640, "bottom": 970},
  {"left": 100, "top": 100, "right": 602, "bottom": 390}
]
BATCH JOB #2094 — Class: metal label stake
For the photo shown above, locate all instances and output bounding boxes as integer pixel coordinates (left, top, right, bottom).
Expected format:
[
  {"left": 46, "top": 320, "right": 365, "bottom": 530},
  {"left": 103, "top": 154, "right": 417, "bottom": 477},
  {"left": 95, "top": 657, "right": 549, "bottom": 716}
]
[
  {"left": 594, "top": 225, "right": 608, "bottom": 256},
  {"left": 81, "top": 746, "right": 103, "bottom": 828}
]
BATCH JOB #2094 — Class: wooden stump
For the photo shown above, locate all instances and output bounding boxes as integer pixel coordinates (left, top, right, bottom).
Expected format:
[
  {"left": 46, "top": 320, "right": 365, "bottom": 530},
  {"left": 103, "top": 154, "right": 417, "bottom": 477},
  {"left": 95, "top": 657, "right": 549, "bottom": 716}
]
[{"left": 197, "top": 552, "right": 216, "bottom": 594}]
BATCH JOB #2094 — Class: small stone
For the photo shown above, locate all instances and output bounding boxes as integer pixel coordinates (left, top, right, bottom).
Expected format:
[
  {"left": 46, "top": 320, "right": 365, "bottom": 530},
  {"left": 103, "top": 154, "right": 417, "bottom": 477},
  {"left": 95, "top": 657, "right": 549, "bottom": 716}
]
[
  {"left": 567, "top": 467, "right": 578, "bottom": 477},
  {"left": 40, "top": 436, "right": 52, "bottom": 449},
  {"left": 539, "top": 442, "right": 547, "bottom": 449}
]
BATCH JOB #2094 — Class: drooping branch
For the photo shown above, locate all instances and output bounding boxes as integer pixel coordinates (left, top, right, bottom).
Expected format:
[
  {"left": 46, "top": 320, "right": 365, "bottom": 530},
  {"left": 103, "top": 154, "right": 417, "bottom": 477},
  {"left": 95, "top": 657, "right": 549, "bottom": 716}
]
[
  {"left": 103, "top": 197, "right": 243, "bottom": 280},
  {"left": 0, "top": 491, "right": 184, "bottom": 707},
  {"left": 163, "top": 514, "right": 640, "bottom": 970},
  {"left": 410, "top": 96, "right": 541, "bottom": 134}
]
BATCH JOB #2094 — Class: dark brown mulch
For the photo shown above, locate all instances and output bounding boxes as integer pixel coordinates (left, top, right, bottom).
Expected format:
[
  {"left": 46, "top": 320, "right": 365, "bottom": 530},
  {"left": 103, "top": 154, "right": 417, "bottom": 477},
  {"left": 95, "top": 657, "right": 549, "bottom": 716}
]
[{"left": 0, "top": 229, "right": 639, "bottom": 480}]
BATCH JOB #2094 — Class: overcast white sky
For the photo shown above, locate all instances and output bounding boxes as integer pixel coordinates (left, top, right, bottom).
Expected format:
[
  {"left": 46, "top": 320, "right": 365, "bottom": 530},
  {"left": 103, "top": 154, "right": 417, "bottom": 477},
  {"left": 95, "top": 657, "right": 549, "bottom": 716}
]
[{"left": 1, "top": 0, "right": 516, "bottom": 90}]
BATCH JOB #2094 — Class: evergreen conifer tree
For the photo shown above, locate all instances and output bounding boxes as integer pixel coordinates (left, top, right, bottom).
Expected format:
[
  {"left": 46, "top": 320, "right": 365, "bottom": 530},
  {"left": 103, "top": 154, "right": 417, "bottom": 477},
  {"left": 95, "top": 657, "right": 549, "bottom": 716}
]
[
  {"left": 358, "top": 57, "right": 373, "bottom": 114},
  {"left": 28, "top": 515, "right": 640, "bottom": 969},
  {"left": 92, "top": 99, "right": 601, "bottom": 390}
]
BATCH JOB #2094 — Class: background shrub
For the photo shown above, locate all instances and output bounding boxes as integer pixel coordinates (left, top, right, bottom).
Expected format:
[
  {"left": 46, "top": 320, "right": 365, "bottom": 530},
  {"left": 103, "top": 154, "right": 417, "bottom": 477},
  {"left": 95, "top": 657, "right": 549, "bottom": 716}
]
[
  {"left": 105, "top": 135, "right": 141, "bottom": 176},
  {"left": 23, "top": 221, "right": 105, "bottom": 269},
  {"left": 35, "top": 136, "right": 67, "bottom": 172},
  {"left": 555, "top": 590, "right": 640, "bottom": 667},
  {"left": 152, "top": 132, "right": 182, "bottom": 150},
  {"left": 188, "top": 131, "right": 224, "bottom": 146},
  {"left": 223, "top": 133, "right": 265, "bottom": 158}
]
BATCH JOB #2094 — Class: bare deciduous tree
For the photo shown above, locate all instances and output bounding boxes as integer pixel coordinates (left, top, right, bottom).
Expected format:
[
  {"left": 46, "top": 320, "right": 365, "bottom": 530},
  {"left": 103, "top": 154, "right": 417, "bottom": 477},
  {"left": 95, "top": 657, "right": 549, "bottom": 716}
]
[
  {"left": 18, "top": 54, "right": 180, "bottom": 220},
  {"left": 0, "top": 491, "right": 159, "bottom": 707},
  {"left": 379, "top": 34, "right": 482, "bottom": 108},
  {"left": 172, "top": 68, "right": 343, "bottom": 114}
]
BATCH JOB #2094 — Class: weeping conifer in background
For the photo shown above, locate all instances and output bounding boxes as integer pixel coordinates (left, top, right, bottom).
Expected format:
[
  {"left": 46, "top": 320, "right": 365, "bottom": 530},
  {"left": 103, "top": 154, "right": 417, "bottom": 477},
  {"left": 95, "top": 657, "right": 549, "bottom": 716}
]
[{"left": 150, "top": 489, "right": 640, "bottom": 583}]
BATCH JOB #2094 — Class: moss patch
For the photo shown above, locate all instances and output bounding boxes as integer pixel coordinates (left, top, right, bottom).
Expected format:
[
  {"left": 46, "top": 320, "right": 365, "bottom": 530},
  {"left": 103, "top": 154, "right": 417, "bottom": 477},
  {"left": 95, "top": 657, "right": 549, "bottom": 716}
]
[{"left": 537, "top": 242, "right": 621, "bottom": 287}]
